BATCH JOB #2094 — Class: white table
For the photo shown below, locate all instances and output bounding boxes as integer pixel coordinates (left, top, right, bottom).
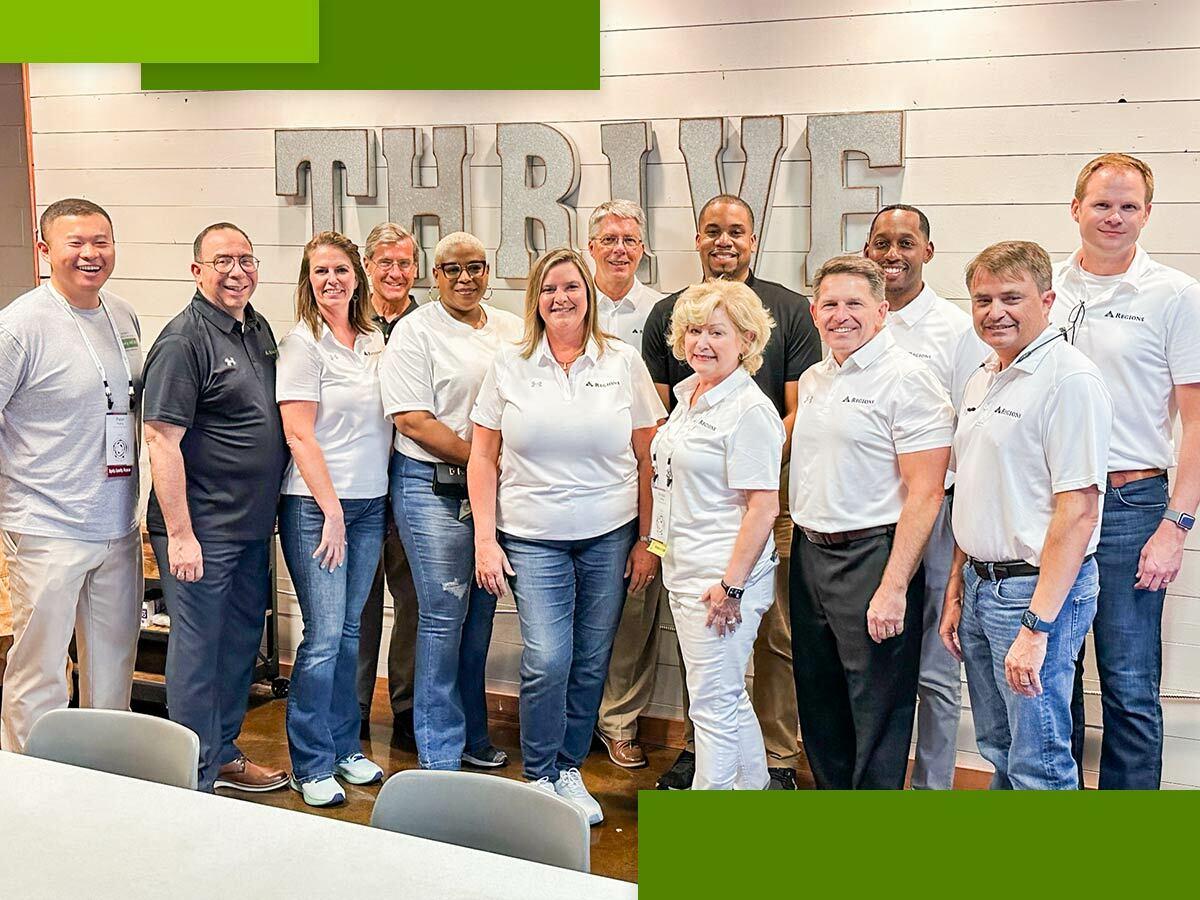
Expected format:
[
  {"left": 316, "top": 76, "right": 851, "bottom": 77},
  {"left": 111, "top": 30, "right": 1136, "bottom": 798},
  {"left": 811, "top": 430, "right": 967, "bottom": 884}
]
[{"left": 0, "top": 753, "right": 637, "bottom": 899}]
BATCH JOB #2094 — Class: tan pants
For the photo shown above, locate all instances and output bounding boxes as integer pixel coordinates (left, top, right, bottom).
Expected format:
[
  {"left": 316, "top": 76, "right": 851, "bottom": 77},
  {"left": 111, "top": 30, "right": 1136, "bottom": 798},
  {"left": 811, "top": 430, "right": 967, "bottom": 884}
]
[
  {"left": 0, "top": 530, "right": 142, "bottom": 752},
  {"left": 597, "top": 576, "right": 666, "bottom": 741}
]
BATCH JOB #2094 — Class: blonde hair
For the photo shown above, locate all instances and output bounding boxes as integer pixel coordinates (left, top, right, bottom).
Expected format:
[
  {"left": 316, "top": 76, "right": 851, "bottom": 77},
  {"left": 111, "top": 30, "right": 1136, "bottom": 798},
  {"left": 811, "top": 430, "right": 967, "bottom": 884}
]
[
  {"left": 812, "top": 255, "right": 887, "bottom": 304},
  {"left": 588, "top": 200, "right": 646, "bottom": 241},
  {"left": 433, "top": 231, "right": 487, "bottom": 266},
  {"left": 295, "top": 231, "right": 373, "bottom": 339},
  {"left": 966, "top": 241, "right": 1053, "bottom": 295},
  {"left": 363, "top": 222, "right": 419, "bottom": 261},
  {"left": 1074, "top": 152, "right": 1154, "bottom": 204},
  {"left": 519, "top": 247, "right": 611, "bottom": 359},
  {"left": 668, "top": 280, "right": 774, "bottom": 375}
]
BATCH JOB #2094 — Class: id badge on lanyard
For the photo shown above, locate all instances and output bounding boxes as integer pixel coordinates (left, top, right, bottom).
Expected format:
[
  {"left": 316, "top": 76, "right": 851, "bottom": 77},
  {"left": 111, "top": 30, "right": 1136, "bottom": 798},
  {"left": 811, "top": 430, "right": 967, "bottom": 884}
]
[
  {"left": 105, "top": 413, "right": 134, "bottom": 478},
  {"left": 647, "top": 434, "right": 676, "bottom": 558}
]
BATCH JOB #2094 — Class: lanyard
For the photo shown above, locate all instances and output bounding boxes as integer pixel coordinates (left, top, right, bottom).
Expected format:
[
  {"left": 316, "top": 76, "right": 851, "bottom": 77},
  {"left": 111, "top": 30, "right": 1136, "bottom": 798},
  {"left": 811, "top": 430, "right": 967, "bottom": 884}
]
[{"left": 48, "top": 285, "right": 134, "bottom": 412}]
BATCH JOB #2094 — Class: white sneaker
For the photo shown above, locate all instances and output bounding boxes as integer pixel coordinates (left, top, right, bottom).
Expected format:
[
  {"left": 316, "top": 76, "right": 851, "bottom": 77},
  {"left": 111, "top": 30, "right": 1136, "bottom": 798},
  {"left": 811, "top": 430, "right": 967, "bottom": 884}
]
[
  {"left": 289, "top": 775, "right": 345, "bottom": 807},
  {"left": 554, "top": 767, "right": 603, "bottom": 825},
  {"left": 334, "top": 752, "right": 383, "bottom": 785},
  {"left": 529, "top": 776, "right": 558, "bottom": 797}
]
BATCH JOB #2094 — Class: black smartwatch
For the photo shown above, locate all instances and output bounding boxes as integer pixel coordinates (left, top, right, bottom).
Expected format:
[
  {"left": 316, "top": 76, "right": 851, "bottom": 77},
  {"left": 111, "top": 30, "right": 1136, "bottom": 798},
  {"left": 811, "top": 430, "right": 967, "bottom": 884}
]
[
  {"left": 720, "top": 580, "right": 745, "bottom": 600},
  {"left": 1021, "top": 609, "right": 1053, "bottom": 634}
]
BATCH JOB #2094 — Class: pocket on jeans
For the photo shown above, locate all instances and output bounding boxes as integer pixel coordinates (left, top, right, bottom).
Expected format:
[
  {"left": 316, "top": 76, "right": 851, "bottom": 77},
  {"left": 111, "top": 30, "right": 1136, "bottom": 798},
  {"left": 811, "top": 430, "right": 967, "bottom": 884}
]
[
  {"left": 1112, "top": 479, "right": 1168, "bottom": 510},
  {"left": 994, "top": 574, "right": 1038, "bottom": 603}
]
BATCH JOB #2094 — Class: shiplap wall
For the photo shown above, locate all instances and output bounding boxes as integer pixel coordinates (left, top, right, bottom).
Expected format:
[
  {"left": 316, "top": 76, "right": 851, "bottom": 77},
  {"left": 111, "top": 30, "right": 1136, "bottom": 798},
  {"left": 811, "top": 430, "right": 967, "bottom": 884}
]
[
  {"left": 25, "top": 0, "right": 1200, "bottom": 788},
  {"left": 0, "top": 64, "right": 34, "bottom": 306}
]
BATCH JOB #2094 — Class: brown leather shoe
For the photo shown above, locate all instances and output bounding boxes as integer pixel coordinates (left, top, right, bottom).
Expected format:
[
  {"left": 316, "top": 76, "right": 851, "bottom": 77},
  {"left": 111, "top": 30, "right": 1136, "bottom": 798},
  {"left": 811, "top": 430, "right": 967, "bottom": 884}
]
[
  {"left": 214, "top": 756, "right": 289, "bottom": 793},
  {"left": 596, "top": 729, "right": 647, "bottom": 768}
]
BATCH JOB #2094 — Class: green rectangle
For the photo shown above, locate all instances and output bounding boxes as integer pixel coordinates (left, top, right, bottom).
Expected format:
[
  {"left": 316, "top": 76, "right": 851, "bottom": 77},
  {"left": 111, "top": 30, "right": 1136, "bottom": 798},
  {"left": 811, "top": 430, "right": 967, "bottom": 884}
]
[
  {"left": 141, "top": 0, "right": 599, "bottom": 91},
  {"left": 0, "top": 2, "right": 319, "bottom": 63},
  {"left": 640, "top": 791, "right": 1195, "bottom": 897}
]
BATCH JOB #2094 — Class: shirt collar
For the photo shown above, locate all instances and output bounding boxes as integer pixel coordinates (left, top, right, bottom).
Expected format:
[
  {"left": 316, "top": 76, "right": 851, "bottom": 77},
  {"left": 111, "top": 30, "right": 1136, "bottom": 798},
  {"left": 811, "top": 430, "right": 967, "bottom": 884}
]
[
  {"left": 535, "top": 334, "right": 601, "bottom": 369},
  {"left": 1063, "top": 244, "right": 1151, "bottom": 294},
  {"left": 599, "top": 277, "right": 652, "bottom": 313},
  {"left": 985, "top": 325, "right": 1064, "bottom": 376},
  {"left": 888, "top": 283, "right": 937, "bottom": 327},
  {"left": 191, "top": 289, "right": 257, "bottom": 334},
  {"left": 838, "top": 327, "right": 895, "bottom": 371},
  {"left": 674, "top": 366, "right": 752, "bottom": 411}
]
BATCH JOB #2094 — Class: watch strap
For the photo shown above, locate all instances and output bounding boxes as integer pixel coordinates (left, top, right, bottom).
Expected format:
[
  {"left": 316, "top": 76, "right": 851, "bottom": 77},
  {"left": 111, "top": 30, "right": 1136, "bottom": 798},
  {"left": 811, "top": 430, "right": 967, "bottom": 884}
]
[
  {"left": 1163, "top": 509, "right": 1196, "bottom": 531},
  {"left": 720, "top": 580, "right": 745, "bottom": 600}
]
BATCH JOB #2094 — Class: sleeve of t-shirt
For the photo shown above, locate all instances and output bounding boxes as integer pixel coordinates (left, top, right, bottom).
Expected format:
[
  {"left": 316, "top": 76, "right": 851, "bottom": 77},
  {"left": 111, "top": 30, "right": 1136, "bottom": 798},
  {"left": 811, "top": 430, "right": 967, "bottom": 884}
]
[
  {"left": 142, "top": 332, "right": 202, "bottom": 429},
  {"left": 640, "top": 298, "right": 672, "bottom": 385},
  {"left": 1165, "top": 280, "right": 1200, "bottom": 385},
  {"left": 379, "top": 323, "right": 436, "bottom": 417},
  {"left": 891, "top": 367, "right": 955, "bottom": 454},
  {"left": 784, "top": 294, "right": 822, "bottom": 382},
  {"left": 628, "top": 351, "right": 667, "bottom": 428},
  {"left": 275, "top": 333, "right": 322, "bottom": 403},
  {"left": 469, "top": 355, "right": 504, "bottom": 431},
  {"left": 0, "top": 326, "right": 28, "bottom": 413},
  {"left": 726, "top": 403, "right": 785, "bottom": 491},
  {"left": 1043, "top": 371, "right": 1112, "bottom": 494}
]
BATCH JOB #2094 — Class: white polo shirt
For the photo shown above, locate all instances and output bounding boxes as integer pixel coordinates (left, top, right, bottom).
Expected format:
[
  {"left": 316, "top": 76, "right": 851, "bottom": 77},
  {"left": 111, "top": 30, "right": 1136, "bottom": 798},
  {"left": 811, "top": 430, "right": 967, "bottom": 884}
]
[
  {"left": 886, "top": 283, "right": 991, "bottom": 409},
  {"left": 471, "top": 335, "right": 666, "bottom": 541},
  {"left": 379, "top": 301, "right": 522, "bottom": 464},
  {"left": 789, "top": 328, "right": 954, "bottom": 534},
  {"left": 952, "top": 327, "right": 1112, "bottom": 566},
  {"left": 651, "top": 367, "right": 784, "bottom": 601},
  {"left": 596, "top": 278, "right": 663, "bottom": 350},
  {"left": 1051, "top": 246, "right": 1200, "bottom": 471},
  {"left": 276, "top": 322, "right": 392, "bottom": 499}
]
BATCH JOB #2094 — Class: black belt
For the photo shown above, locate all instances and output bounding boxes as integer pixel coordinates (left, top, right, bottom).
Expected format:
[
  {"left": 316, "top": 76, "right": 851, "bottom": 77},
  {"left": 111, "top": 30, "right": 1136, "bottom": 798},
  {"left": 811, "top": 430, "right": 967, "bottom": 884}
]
[
  {"left": 801, "top": 524, "right": 894, "bottom": 547},
  {"left": 970, "top": 554, "right": 1093, "bottom": 581}
]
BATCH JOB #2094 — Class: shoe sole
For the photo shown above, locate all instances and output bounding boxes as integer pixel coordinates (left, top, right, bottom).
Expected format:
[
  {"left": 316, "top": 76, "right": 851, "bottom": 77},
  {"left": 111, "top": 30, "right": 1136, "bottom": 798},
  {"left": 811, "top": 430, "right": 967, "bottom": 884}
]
[
  {"left": 461, "top": 754, "right": 509, "bottom": 769},
  {"left": 595, "top": 731, "right": 648, "bottom": 769},
  {"left": 214, "top": 777, "right": 290, "bottom": 793},
  {"left": 335, "top": 768, "right": 384, "bottom": 786}
]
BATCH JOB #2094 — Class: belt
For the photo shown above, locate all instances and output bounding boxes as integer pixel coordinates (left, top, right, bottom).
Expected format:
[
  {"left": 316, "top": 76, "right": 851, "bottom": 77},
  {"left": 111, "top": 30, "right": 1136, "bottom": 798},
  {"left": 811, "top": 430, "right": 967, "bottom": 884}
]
[
  {"left": 969, "top": 554, "right": 1094, "bottom": 581},
  {"left": 801, "top": 524, "right": 894, "bottom": 547},
  {"left": 1107, "top": 468, "right": 1166, "bottom": 489}
]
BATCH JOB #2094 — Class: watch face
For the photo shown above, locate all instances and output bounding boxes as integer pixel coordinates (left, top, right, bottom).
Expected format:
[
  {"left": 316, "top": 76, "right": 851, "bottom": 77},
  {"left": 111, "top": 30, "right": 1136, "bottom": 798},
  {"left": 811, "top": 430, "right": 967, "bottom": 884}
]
[
  {"left": 1181, "top": 513, "right": 1197, "bottom": 530},
  {"left": 1021, "top": 610, "right": 1039, "bottom": 631}
]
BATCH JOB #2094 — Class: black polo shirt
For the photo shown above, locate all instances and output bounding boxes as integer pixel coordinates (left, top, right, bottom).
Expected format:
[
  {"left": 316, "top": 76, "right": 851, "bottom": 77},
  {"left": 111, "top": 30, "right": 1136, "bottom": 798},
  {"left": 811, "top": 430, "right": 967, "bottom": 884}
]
[
  {"left": 641, "top": 271, "right": 822, "bottom": 416},
  {"left": 143, "top": 291, "right": 288, "bottom": 542},
  {"left": 372, "top": 295, "right": 420, "bottom": 343}
]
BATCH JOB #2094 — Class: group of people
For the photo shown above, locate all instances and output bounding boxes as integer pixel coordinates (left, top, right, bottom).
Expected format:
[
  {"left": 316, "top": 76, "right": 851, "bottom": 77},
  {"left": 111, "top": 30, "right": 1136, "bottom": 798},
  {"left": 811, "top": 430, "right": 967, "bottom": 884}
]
[{"left": 0, "top": 150, "right": 1190, "bottom": 818}]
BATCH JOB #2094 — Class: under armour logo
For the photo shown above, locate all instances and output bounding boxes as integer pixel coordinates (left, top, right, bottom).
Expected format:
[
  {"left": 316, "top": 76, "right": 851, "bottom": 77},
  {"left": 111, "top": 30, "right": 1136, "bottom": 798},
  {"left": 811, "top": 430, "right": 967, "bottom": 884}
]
[{"left": 224, "top": 356, "right": 237, "bottom": 368}]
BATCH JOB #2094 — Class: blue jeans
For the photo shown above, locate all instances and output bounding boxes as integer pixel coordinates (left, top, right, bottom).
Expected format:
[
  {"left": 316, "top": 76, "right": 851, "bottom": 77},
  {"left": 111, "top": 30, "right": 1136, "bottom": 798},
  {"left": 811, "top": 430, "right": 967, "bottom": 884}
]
[
  {"left": 1094, "top": 474, "right": 1168, "bottom": 789},
  {"left": 279, "top": 494, "right": 385, "bottom": 782},
  {"left": 154, "top": 535, "right": 272, "bottom": 792},
  {"left": 960, "top": 558, "right": 1098, "bottom": 790},
  {"left": 500, "top": 519, "right": 636, "bottom": 782},
  {"left": 391, "top": 454, "right": 497, "bottom": 770}
]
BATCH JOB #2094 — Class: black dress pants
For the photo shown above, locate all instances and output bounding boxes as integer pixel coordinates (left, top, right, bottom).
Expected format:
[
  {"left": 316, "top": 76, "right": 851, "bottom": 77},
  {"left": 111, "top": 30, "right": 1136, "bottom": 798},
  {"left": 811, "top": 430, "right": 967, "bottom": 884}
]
[{"left": 790, "top": 528, "right": 924, "bottom": 789}]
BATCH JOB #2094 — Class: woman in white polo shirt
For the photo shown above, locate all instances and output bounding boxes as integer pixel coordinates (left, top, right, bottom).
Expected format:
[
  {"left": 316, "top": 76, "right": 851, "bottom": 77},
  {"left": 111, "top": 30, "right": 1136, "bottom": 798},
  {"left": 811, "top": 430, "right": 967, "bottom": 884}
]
[
  {"left": 379, "top": 231, "right": 522, "bottom": 774},
  {"left": 651, "top": 279, "right": 784, "bottom": 790},
  {"left": 789, "top": 255, "right": 953, "bottom": 790},
  {"left": 469, "top": 247, "right": 665, "bottom": 824},
  {"left": 277, "top": 231, "right": 392, "bottom": 806}
]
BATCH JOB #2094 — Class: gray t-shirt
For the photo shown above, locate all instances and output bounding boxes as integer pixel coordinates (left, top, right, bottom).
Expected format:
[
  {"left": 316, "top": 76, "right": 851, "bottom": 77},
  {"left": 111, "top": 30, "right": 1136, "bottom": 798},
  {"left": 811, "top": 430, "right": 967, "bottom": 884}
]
[{"left": 0, "top": 283, "right": 143, "bottom": 540}]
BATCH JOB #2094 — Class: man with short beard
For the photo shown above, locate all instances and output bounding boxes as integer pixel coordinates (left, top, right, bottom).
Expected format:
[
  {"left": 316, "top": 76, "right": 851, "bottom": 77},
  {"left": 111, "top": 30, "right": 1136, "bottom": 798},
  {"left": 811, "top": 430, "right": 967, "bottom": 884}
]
[{"left": 642, "top": 194, "right": 821, "bottom": 790}]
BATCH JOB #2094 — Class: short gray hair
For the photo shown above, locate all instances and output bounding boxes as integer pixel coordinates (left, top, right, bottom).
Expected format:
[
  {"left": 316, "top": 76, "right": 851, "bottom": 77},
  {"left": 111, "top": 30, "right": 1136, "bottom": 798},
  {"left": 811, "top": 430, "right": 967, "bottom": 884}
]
[
  {"left": 364, "top": 222, "right": 418, "bottom": 261},
  {"left": 812, "top": 255, "right": 886, "bottom": 304},
  {"left": 432, "top": 231, "right": 487, "bottom": 266},
  {"left": 588, "top": 200, "right": 647, "bottom": 241}
]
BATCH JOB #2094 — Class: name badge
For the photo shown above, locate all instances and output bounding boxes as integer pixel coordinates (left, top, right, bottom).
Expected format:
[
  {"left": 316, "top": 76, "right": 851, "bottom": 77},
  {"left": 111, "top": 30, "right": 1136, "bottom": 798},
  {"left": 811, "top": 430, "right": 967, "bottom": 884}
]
[
  {"left": 647, "top": 483, "right": 671, "bottom": 558},
  {"left": 105, "top": 413, "right": 134, "bottom": 478}
]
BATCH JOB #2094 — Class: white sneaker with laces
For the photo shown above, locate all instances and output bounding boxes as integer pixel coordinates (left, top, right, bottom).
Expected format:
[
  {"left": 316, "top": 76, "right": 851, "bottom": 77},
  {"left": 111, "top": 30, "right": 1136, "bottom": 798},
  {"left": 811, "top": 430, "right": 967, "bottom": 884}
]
[
  {"left": 289, "top": 775, "right": 345, "bottom": 807},
  {"left": 554, "top": 767, "right": 603, "bottom": 825},
  {"left": 529, "top": 777, "right": 558, "bottom": 797},
  {"left": 334, "top": 752, "right": 383, "bottom": 785}
]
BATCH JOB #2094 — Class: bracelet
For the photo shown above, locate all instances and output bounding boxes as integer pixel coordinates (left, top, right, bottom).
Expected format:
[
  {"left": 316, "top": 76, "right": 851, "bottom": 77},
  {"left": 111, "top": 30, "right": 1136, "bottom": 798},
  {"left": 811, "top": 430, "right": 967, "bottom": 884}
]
[
  {"left": 638, "top": 534, "right": 652, "bottom": 544},
  {"left": 720, "top": 579, "right": 745, "bottom": 600}
]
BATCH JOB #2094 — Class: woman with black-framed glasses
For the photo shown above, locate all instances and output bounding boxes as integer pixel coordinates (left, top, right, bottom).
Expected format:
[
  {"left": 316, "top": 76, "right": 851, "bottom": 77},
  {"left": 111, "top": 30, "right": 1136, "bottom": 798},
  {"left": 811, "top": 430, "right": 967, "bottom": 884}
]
[{"left": 379, "top": 231, "right": 522, "bottom": 773}]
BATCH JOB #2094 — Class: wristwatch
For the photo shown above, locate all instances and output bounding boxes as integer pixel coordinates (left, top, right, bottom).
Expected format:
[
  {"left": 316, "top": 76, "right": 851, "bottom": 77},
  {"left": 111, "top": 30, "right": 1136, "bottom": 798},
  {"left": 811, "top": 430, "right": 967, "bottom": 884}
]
[
  {"left": 1021, "top": 609, "right": 1053, "bottom": 634},
  {"left": 1163, "top": 509, "right": 1196, "bottom": 532},
  {"left": 720, "top": 580, "right": 745, "bottom": 600}
]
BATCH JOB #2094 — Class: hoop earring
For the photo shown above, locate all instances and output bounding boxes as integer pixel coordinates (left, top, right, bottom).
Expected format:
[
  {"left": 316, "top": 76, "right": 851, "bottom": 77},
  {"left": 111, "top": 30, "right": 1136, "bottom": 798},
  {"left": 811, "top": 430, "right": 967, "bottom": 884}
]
[
  {"left": 482, "top": 287, "right": 494, "bottom": 301},
  {"left": 738, "top": 353, "right": 745, "bottom": 363},
  {"left": 427, "top": 285, "right": 439, "bottom": 304}
]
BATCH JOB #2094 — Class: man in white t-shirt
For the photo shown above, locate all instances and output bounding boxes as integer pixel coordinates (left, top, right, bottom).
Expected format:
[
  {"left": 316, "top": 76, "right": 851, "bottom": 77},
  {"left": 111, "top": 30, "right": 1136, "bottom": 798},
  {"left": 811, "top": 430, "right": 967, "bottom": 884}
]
[
  {"left": 864, "top": 205, "right": 990, "bottom": 790},
  {"left": 941, "top": 241, "right": 1112, "bottom": 790},
  {"left": 0, "top": 198, "right": 143, "bottom": 753},
  {"left": 588, "top": 200, "right": 666, "bottom": 770},
  {"left": 1049, "top": 154, "right": 1200, "bottom": 789}
]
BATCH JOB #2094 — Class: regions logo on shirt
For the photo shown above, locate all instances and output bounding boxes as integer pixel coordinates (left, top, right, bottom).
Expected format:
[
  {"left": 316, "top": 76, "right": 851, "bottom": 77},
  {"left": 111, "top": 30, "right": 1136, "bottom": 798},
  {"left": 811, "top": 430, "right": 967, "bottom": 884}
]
[
  {"left": 585, "top": 379, "right": 620, "bottom": 388},
  {"left": 994, "top": 405, "right": 1021, "bottom": 419},
  {"left": 223, "top": 356, "right": 238, "bottom": 369},
  {"left": 695, "top": 419, "right": 718, "bottom": 432},
  {"left": 906, "top": 350, "right": 933, "bottom": 360},
  {"left": 842, "top": 395, "right": 875, "bottom": 406},
  {"left": 1103, "top": 310, "right": 1145, "bottom": 323}
]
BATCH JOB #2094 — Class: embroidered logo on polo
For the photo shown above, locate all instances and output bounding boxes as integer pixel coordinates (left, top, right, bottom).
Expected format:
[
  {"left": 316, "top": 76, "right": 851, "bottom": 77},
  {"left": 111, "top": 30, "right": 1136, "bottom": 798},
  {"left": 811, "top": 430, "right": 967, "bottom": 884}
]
[
  {"left": 907, "top": 351, "right": 933, "bottom": 360},
  {"left": 223, "top": 356, "right": 238, "bottom": 368},
  {"left": 585, "top": 379, "right": 619, "bottom": 388},
  {"left": 1103, "top": 310, "right": 1145, "bottom": 322},
  {"left": 994, "top": 405, "right": 1021, "bottom": 419},
  {"left": 529, "top": 379, "right": 544, "bottom": 388},
  {"left": 842, "top": 395, "right": 875, "bottom": 405},
  {"left": 695, "top": 419, "right": 718, "bottom": 432}
]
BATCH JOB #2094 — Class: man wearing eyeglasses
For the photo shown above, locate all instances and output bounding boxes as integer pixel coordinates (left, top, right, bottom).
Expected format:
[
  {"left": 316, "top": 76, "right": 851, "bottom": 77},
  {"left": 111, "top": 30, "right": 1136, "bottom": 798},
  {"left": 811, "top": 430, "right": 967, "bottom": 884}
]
[
  {"left": 357, "top": 223, "right": 422, "bottom": 748},
  {"left": 586, "top": 201, "right": 665, "bottom": 770},
  {"left": 1050, "top": 154, "right": 1200, "bottom": 790},
  {"left": 142, "top": 223, "right": 289, "bottom": 793}
]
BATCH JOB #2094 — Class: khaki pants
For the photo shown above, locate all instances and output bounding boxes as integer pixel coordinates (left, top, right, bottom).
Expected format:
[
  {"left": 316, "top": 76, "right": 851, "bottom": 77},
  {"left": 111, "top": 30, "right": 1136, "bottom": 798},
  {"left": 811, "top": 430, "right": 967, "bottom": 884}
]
[
  {"left": 0, "top": 530, "right": 142, "bottom": 752},
  {"left": 597, "top": 576, "right": 666, "bottom": 741},
  {"left": 357, "top": 521, "right": 418, "bottom": 717}
]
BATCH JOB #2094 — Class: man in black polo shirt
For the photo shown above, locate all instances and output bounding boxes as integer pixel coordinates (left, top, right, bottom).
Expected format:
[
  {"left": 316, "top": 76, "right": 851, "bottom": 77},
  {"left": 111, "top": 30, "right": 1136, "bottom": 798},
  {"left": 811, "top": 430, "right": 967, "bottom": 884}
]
[
  {"left": 642, "top": 194, "right": 821, "bottom": 790},
  {"left": 143, "top": 223, "right": 289, "bottom": 793}
]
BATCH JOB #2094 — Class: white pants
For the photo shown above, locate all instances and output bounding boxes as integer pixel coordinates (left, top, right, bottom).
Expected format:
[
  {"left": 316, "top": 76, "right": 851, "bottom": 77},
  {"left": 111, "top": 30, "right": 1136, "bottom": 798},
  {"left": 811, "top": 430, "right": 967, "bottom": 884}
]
[
  {"left": 670, "top": 572, "right": 774, "bottom": 790},
  {"left": 1, "top": 530, "right": 142, "bottom": 752}
]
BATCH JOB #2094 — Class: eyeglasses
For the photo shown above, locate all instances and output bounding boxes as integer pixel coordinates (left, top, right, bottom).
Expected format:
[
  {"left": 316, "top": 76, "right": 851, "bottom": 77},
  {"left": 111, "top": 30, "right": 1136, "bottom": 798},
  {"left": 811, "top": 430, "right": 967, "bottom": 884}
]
[
  {"left": 200, "top": 255, "right": 259, "bottom": 274},
  {"left": 436, "top": 261, "right": 487, "bottom": 279},
  {"left": 596, "top": 235, "right": 642, "bottom": 250},
  {"left": 371, "top": 258, "right": 415, "bottom": 273}
]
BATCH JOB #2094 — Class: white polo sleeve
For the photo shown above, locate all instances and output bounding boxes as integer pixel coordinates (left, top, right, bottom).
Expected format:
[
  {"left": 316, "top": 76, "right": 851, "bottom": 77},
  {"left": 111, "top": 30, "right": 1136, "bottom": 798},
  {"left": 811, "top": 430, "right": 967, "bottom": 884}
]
[
  {"left": 1166, "top": 281, "right": 1200, "bottom": 385},
  {"left": 380, "top": 322, "right": 435, "bottom": 417},
  {"left": 891, "top": 367, "right": 954, "bottom": 454},
  {"left": 275, "top": 332, "right": 322, "bottom": 403},
  {"left": 470, "top": 355, "right": 505, "bottom": 431},
  {"left": 1043, "top": 371, "right": 1112, "bottom": 493},
  {"left": 628, "top": 351, "right": 667, "bottom": 428},
  {"left": 725, "top": 402, "right": 784, "bottom": 491}
]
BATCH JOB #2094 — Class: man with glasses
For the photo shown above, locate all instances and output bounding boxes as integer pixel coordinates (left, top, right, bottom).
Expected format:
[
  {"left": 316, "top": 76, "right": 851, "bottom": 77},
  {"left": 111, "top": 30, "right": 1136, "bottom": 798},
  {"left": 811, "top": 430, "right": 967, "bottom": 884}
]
[
  {"left": 357, "top": 222, "right": 421, "bottom": 747},
  {"left": 587, "top": 201, "right": 664, "bottom": 769},
  {"left": 1051, "top": 154, "right": 1200, "bottom": 789},
  {"left": 142, "top": 223, "right": 289, "bottom": 792}
]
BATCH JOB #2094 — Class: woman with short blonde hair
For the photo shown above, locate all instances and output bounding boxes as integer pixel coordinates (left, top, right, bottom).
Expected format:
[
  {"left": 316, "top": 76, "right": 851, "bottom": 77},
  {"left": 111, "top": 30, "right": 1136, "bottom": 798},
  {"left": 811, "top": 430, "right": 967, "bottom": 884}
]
[{"left": 668, "top": 279, "right": 774, "bottom": 375}]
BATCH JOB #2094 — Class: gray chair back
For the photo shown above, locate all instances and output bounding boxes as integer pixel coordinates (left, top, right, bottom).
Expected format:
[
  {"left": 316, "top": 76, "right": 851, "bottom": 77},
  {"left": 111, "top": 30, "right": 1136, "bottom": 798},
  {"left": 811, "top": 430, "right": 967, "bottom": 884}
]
[
  {"left": 370, "top": 769, "right": 591, "bottom": 872},
  {"left": 24, "top": 707, "right": 200, "bottom": 790}
]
